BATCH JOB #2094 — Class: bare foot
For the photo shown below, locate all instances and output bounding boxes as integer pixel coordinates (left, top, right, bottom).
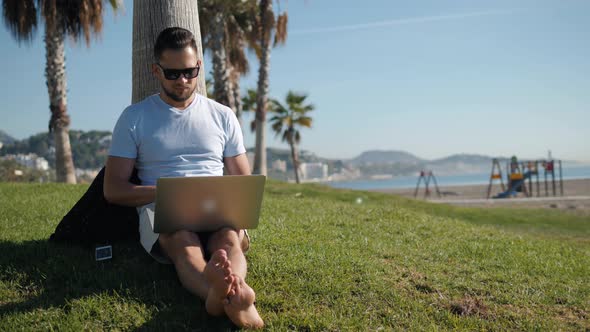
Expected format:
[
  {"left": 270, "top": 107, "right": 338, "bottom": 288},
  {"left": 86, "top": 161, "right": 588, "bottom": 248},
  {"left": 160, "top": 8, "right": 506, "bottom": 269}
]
[
  {"left": 204, "top": 249, "right": 233, "bottom": 316},
  {"left": 224, "top": 275, "right": 264, "bottom": 329}
]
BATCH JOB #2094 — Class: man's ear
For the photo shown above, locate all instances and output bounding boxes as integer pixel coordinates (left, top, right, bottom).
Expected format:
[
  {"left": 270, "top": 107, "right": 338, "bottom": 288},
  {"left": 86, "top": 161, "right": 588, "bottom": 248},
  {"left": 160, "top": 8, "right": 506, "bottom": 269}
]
[{"left": 151, "top": 63, "right": 159, "bottom": 77}]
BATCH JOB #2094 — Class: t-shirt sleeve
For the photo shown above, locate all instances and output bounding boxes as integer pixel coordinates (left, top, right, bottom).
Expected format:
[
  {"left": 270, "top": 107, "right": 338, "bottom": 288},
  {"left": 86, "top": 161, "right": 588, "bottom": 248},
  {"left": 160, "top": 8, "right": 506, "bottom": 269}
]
[
  {"left": 223, "top": 110, "right": 247, "bottom": 158},
  {"left": 108, "top": 108, "right": 138, "bottom": 159}
]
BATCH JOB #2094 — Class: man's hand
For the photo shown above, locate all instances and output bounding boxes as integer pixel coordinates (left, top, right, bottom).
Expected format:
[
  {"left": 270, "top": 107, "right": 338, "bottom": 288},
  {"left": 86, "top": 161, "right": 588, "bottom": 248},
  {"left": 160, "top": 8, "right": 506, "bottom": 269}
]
[
  {"left": 104, "top": 156, "right": 156, "bottom": 206},
  {"left": 224, "top": 154, "right": 251, "bottom": 175}
]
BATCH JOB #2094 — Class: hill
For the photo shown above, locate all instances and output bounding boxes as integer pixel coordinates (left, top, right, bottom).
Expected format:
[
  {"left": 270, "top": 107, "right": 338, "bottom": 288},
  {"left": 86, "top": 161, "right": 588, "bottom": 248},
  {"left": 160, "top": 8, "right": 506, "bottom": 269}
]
[
  {"left": 346, "top": 151, "right": 506, "bottom": 177},
  {"left": 0, "top": 130, "right": 16, "bottom": 145},
  {"left": 0, "top": 182, "right": 588, "bottom": 330},
  {"left": 0, "top": 130, "right": 112, "bottom": 169},
  {"left": 349, "top": 150, "right": 423, "bottom": 165}
]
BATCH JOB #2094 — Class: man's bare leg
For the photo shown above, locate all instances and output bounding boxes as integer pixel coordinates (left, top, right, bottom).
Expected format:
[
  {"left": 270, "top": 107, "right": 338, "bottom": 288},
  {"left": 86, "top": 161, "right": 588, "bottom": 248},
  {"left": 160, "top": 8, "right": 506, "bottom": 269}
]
[
  {"left": 208, "top": 228, "right": 264, "bottom": 328},
  {"left": 158, "top": 230, "right": 233, "bottom": 316}
]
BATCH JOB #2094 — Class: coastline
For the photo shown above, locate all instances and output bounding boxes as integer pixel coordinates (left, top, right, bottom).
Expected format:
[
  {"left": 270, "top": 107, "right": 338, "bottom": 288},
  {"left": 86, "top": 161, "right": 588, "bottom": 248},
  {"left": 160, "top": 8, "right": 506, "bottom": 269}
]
[{"left": 370, "top": 178, "right": 590, "bottom": 214}]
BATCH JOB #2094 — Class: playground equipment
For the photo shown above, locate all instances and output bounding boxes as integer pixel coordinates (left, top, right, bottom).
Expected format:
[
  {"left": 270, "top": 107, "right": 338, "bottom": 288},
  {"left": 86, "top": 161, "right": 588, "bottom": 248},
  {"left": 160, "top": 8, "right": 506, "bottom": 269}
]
[
  {"left": 487, "top": 156, "right": 563, "bottom": 199},
  {"left": 414, "top": 170, "right": 441, "bottom": 198}
]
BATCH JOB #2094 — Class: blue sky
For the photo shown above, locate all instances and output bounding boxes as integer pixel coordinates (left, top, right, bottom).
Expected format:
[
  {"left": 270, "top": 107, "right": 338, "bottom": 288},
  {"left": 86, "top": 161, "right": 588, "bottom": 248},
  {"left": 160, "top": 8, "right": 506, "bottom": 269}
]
[{"left": 0, "top": 0, "right": 589, "bottom": 161}]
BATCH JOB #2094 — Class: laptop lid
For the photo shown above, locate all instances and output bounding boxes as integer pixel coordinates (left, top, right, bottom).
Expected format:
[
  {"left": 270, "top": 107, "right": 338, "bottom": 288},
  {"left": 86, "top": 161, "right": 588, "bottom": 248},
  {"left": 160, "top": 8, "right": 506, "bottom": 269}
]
[{"left": 153, "top": 175, "right": 266, "bottom": 233}]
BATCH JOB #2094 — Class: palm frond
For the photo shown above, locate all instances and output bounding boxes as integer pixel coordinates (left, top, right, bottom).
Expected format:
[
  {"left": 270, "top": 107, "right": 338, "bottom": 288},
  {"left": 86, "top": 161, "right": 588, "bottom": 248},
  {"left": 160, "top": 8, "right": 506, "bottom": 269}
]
[
  {"left": 271, "top": 120, "right": 283, "bottom": 135},
  {"left": 273, "top": 12, "right": 287, "bottom": 46},
  {"left": 269, "top": 98, "right": 288, "bottom": 114},
  {"left": 242, "top": 89, "right": 257, "bottom": 112},
  {"left": 2, "top": 0, "right": 38, "bottom": 43},
  {"left": 281, "top": 129, "right": 290, "bottom": 143},
  {"left": 294, "top": 116, "right": 313, "bottom": 128}
]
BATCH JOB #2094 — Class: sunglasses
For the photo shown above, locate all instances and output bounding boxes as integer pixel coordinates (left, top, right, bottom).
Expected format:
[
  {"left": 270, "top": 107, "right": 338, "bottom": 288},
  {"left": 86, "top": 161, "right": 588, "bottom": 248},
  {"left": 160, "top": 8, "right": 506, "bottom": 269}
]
[{"left": 156, "top": 63, "right": 200, "bottom": 80}]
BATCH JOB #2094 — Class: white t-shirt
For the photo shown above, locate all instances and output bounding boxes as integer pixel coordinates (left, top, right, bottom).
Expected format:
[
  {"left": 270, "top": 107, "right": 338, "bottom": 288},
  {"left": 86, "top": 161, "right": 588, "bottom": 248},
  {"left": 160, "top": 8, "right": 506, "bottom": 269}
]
[{"left": 108, "top": 93, "right": 246, "bottom": 185}]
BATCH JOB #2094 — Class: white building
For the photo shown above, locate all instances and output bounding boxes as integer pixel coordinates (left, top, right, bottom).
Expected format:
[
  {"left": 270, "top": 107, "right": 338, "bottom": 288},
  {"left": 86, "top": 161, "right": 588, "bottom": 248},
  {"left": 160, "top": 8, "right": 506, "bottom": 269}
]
[
  {"left": 299, "top": 162, "right": 329, "bottom": 181},
  {"left": 75, "top": 168, "right": 100, "bottom": 179},
  {"left": 99, "top": 135, "right": 112, "bottom": 147},
  {"left": 271, "top": 159, "right": 287, "bottom": 172},
  {"left": 11, "top": 153, "right": 50, "bottom": 171}
]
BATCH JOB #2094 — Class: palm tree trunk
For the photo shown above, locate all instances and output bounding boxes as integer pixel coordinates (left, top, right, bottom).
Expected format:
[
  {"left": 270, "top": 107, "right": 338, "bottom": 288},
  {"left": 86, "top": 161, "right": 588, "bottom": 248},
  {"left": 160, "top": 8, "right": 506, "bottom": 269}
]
[
  {"left": 289, "top": 136, "right": 300, "bottom": 184},
  {"left": 229, "top": 65, "right": 243, "bottom": 129},
  {"left": 45, "top": 21, "right": 76, "bottom": 184},
  {"left": 211, "top": 11, "right": 235, "bottom": 110},
  {"left": 253, "top": 0, "right": 271, "bottom": 176},
  {"left": 132, "top": 0, "right": 206, "bottom": 104}
]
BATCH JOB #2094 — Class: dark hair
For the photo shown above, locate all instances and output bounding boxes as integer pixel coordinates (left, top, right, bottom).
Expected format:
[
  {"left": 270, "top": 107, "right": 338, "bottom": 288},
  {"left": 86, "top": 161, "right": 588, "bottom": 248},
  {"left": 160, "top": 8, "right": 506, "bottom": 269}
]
[{"left": 154, "top": 27, "right": 198, "bottom": 61}]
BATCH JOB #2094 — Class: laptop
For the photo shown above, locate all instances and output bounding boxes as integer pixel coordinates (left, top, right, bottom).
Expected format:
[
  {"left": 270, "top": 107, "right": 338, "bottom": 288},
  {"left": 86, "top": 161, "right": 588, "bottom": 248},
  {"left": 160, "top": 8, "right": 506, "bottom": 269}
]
[{"left": 153, "top": 175, "right": 266, "bottom": 233}]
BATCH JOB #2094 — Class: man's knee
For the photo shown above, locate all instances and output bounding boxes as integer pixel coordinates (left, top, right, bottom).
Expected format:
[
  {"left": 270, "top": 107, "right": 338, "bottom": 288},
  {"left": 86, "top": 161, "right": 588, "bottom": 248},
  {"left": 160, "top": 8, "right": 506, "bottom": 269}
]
[
  {"left": 208, "top": 227, "right": 242, "bottom": 253},
  {"left": 159, "top": 230, "right": 203, "bottom": 260}
]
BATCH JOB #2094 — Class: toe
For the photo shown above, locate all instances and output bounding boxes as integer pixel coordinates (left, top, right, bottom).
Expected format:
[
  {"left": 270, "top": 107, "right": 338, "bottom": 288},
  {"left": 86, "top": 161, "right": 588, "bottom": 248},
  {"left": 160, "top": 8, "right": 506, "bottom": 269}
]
[
  {"left": 225, "top": 274, "right": 234, "bottom": 284},
  {"left": 210, "top": 249, "right": 227, "bottom": 265}
]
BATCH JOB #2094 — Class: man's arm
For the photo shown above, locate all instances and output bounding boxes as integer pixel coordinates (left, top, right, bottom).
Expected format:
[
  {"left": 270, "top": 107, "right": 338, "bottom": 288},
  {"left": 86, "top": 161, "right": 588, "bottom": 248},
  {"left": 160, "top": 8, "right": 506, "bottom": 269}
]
[
  {"left": 104, "top": 156, "right": 156, "bottom": 207},
  {"left": 224, "top": 153, "right": 251, "bottom": 175}
]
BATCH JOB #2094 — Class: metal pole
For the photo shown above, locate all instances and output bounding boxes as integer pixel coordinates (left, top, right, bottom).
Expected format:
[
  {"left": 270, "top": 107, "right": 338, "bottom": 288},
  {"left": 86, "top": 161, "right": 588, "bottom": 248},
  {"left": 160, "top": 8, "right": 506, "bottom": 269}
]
[
  {"left": 431, "top": 173, "right": 442, "bottom": 198},
  {"left": 559, "top": 160, "right": 564, "bottom": 196},
  {"left": 526, "top": 162, "right": 532, "bottom": 197},
  {"left": 552, "top": 162, "right": 556, "bottom": 196},
  {"left": 424, "top": 172, "right": 431, "bottom": 199},
  {"left": 414, "top": 172, "right": 423, "bottom": 198},
  {"left": 544, "top": 162, "right": 548, "bottom": 196},
  {"left": 536, "top": 160, "right": 540, "bottom": 197},
  {"left": 487, "top": 159, "right": 495, "bottom": 198}
]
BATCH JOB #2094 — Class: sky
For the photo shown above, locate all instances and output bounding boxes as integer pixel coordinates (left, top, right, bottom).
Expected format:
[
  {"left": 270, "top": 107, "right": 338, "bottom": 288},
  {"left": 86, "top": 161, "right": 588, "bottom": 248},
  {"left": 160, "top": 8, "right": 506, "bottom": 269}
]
[{"left": 0, "top": 0, "right": 589, "bottom": 161}]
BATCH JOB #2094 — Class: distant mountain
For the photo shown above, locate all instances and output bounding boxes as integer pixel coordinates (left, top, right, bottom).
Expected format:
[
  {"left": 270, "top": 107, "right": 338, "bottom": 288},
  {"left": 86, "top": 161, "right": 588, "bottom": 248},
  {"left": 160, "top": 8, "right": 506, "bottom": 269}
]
[
  {"left": 246, "top": 146, "right": 329, "bottom": 167},
  {"left": 0, "top": 130, "right": 112, "bottom": 169},
  {"left": 342, "top": 151, "right": 511, "bottom": 177},
  {"left": 430, "top": 153, "right": 496, "bottom": 164},
  {"left": 426, "top": 154, "right": 502, "bottom": 175},
  {"left": 0, "top": 130, "right": 16, "bottom": 145},
  {"left": 349, "top": 150, "right": 423, "bottom": 165}
]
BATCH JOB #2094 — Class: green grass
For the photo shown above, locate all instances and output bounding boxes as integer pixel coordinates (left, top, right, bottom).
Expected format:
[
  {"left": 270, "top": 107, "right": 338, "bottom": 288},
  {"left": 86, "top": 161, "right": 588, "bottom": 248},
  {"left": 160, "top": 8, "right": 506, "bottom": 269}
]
[{"left": 0, "top": 181, "right": 589, "bottom": 331}]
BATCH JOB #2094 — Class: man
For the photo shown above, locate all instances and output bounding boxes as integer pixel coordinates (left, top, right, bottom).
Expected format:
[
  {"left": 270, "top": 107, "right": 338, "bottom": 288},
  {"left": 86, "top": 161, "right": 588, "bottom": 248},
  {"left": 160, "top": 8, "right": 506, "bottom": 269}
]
[{"left": 104, "top": 27, "right": 263, "bottom": 329}]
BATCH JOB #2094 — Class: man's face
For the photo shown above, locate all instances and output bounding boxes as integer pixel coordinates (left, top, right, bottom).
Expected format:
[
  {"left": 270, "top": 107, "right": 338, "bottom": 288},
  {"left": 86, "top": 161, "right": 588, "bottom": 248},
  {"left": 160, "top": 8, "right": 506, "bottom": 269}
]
[{"left": 152, "top": 46, "right": 200, "bottom": 103}]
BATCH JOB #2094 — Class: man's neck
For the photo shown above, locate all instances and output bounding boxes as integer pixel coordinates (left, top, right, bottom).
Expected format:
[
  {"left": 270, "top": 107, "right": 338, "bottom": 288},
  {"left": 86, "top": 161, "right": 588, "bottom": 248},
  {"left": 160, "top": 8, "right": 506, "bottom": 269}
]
[{"left": 159, "top": 92, "right": 195, "bottom": 110}]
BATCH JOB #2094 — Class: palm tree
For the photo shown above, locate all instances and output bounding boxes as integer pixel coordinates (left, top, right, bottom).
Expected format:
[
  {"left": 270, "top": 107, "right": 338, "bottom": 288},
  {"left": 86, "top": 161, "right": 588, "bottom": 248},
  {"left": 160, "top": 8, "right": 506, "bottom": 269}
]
[
  {"left": 199, "top": 0, "right": 256, "bottom": 127},
  {"left": 269, "top": 91, "right": 314, "bottom": 184},
  {"left": 252, "top": 0, "right": 288, "bottom": 176},
  {"left": 132, "top": 0, "right": 206, "bottom": 103},
  {"left": 2, "top": 0, "right": 122, "bottom": 183}
]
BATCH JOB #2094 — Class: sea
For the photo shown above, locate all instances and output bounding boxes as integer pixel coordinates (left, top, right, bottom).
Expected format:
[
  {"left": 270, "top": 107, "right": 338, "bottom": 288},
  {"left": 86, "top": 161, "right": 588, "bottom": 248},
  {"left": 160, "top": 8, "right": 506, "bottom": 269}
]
[{"left": 325, "top": 165, "right": 590, "bottom": 191}]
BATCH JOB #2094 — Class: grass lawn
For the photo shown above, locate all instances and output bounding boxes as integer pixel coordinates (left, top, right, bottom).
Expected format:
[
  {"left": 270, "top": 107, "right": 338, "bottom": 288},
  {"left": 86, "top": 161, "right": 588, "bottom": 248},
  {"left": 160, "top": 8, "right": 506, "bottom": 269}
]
[{"left": 0, "top": 181, "right": 588, "bottom": 331}]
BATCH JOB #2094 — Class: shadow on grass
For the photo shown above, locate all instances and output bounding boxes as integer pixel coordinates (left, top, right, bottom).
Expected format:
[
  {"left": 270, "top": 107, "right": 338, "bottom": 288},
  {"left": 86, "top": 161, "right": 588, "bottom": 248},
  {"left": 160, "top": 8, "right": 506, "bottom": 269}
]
[{"left": 0, "top": 240, "right": 239, "bottom": 331}]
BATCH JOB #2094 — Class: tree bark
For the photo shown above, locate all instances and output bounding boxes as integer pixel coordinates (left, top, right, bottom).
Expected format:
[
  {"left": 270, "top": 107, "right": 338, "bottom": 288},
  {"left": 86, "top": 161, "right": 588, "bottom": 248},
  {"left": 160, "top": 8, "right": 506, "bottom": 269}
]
[
  {"left": 289, "top": 136, "right": 300, "bottom": 184},
  {"left": 211, "top": 11, "right": 235, "bottom": 110},
  {"left": 45, "top": 21, "right": 76, "bottom": 184},
  {"left": 132, "top": 0, "right": 206, "bottom": 104},
  {"left": 253, "top": 0, "right": 271, "bottom": 176},
  {"left": 229, "top": 65, "right": 243, "bottom": 129}
]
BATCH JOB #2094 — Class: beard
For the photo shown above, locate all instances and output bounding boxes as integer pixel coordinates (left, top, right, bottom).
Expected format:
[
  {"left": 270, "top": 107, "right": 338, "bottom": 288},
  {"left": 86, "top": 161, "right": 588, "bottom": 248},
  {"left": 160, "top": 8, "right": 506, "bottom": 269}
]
[{"left": 162, "top": 83, "right": 196, "bottom": 102}]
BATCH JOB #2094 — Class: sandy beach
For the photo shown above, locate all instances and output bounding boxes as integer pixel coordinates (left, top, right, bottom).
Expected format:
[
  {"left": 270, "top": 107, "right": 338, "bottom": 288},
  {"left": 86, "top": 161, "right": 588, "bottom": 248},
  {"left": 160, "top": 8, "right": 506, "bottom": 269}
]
[{"left": 372, "top": 178, "right": 590, "bottom": 214}]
